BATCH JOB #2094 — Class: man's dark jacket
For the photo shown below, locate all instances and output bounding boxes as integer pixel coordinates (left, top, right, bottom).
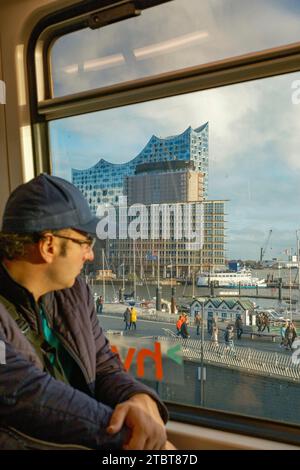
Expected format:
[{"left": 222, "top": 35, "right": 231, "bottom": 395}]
[{"left": 0, "top": 264, "right": 168, "bottom": 449}]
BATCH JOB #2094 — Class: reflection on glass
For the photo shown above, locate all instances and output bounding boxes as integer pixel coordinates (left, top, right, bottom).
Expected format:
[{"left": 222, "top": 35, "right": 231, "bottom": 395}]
[
  {"left": 51, "top": 0, "right": 300, "bottom": 97},
  {"left": 133, "top": 30, "right": 209, "bottom": 60}
]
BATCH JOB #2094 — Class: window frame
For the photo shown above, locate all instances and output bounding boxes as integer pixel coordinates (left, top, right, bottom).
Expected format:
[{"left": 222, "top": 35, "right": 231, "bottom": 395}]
[
  {"left": 27, "top": 0, "right": 173, "bottom": 173},
  {"left": 27, "top": 0, "right": 300, "bottom": 444},
  {"left": 168, "top": 402, "right": 300, "bottom": 447}
]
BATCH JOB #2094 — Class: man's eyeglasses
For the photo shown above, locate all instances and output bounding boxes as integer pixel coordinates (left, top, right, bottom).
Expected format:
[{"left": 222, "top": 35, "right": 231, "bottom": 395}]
[{"left": 51, "top": 234, "right": 96, "bottom": 250}]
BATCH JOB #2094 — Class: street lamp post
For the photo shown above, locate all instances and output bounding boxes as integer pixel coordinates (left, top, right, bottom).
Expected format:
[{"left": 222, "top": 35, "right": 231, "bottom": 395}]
[
  {"left": 200, "top": 300, "right": 205, "bottom": 407},
  {"left": 122, "top": 262, "right": 125, "bottom": 291},
  {"left": 287, "top": 247, "right": 292, "bottom": 321},
  {"left": 102, "top": 248, "right": 105, "bottom": 303},
  {"left": 192, "top": 270, "right": 195, "bottom": 298},
  {"left": 296, "top": 230, "right": 300, "bottom": 291},
  {"left": 133, "top": 239, "right": 136, "bottom": 301}
]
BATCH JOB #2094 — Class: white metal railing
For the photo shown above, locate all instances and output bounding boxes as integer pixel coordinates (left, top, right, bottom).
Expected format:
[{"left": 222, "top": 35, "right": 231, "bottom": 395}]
[{"left": 156, "top": 336, "right": 300, "bottom": 382}]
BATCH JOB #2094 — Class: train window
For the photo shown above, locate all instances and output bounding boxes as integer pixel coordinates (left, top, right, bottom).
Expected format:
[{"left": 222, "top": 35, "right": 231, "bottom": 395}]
[
  {"left": 26, "top": 0, "right": 300, "bottom": 445},
  {"left": 50, "top": 0, "right": 300, "bottom": 97},
  {"left": 49, "top": 68, "right": 300, "bottom": 428}
]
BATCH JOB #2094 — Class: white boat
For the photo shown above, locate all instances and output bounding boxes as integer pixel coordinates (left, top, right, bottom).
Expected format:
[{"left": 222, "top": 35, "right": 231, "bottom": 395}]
[{"left": 196, "top": 267, "right": 267, "bottom": 288}]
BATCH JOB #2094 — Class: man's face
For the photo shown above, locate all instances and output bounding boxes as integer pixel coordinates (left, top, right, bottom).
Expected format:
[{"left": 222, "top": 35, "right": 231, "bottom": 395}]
[{"left": 47, "top": 229, "right": 95, "bottom": 290}]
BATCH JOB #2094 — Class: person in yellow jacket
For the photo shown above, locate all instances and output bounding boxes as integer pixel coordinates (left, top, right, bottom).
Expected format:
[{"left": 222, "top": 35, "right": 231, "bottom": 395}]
[{"left": 130, "top": 306, "right": 137, "bottom": 330}]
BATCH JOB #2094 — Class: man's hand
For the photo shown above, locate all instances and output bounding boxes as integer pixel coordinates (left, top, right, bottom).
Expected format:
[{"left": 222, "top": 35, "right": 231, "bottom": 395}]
[{"left": 106, "top": 393, "right": 167, "bottom": 450}]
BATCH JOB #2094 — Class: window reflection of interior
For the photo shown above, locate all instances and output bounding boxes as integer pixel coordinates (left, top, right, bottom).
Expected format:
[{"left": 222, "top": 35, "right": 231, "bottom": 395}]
[
  {"left": 51, "top": 0, "right": 300, "bottom": 97},
  {"left": 62, "top": 30, "right": 209, "bottom": 75},
  {"left": 133, "top": 30, "right": 209, "bottom": 60},
  {"left": 83, "top": 53, "right": 125, "bottom": 72}
]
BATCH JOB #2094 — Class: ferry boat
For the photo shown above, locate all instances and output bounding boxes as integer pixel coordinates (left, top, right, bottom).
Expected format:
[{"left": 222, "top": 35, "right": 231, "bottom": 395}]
[{"left": 196, "top": 268, "right": 267, "bottom": 288}]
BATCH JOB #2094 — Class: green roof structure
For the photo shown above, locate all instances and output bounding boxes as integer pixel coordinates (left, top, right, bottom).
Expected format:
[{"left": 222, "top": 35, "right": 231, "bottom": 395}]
[{"left": 191, "top": 297, "right": 254, "bottom": 311}]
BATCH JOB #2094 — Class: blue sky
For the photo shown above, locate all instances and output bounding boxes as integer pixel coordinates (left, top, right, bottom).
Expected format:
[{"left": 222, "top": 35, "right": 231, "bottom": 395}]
[{"left": 49, "top": 0, "right": 300, "bottom": 261}]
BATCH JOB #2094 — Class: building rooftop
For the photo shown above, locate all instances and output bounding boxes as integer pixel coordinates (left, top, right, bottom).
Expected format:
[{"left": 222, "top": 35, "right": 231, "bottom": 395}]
[
  {"left": 72, "top": 123, "right": 209, "bottom": 174},
  {"left": 192, "top": 297, "right": 254, "bottom": 310}
]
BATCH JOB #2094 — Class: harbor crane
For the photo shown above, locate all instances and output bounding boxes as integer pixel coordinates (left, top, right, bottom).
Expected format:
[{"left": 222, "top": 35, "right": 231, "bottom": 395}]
[{"left": 260, "top": 229, "right": 272, "bottom": 263}]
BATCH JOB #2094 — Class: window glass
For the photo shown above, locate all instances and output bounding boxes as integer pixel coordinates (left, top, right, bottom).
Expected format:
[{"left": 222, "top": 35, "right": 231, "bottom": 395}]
[
  {"left": 50, "top": 71, "right": 300, "bottom": 425},
  {"left": 51, "top": 0, "right": 300, "bottom": 97}
]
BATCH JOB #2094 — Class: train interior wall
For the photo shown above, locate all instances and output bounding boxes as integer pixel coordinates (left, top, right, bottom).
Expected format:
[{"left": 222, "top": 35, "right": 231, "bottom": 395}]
[{"left": 0, "top": 0, "right": 76, "bottom": 218}]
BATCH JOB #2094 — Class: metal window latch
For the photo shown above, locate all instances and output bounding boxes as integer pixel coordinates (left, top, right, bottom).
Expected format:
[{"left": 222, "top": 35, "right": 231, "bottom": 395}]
[
  {"left": 88, "top": 2, "right": 141, "bottom": 30},
  {"left": 0, "top": 340, "right": 6, "bottom": 365},
  {"left": 0, "top": 80, "right": 5, "bottom": 104}
]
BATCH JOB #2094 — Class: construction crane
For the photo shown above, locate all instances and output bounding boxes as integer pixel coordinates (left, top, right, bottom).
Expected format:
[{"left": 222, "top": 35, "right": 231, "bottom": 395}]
[{"left": 260, "top": 229, "right": 272, "bottom": 264}]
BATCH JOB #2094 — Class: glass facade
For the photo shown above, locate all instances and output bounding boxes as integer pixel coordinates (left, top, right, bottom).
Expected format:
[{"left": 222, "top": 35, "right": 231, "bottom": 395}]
[
  {"left": 110, "top": 200, "right": 225, "bottom": 277},
  {"left": 72, "top": 123, "right": 209, "bottom": 212}
]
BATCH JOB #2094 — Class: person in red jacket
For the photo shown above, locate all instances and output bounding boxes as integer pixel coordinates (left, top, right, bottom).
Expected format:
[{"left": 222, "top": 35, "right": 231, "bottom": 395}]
[
  {"left": 180, "top": 315, "right": 190, "bottom": 339},
  {"left": 176, "top": 314, "right": 184, "bottom": 336}
]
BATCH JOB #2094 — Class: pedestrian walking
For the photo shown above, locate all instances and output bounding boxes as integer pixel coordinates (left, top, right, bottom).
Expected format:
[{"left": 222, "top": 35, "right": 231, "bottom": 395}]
[
  {"left": 285, "top": 321, "right": 297, "bottom": 350},
  {"left": 280, "top": 320, "right": 288, "bottom": 348},
  {"left": 176, "top": 314, "right": 184, "bottom": 336},
  {"left": 224, "top": 324, "right": 236, "bottom": 356},
  {"left": 235, "top": 315, "right": 243, "bottom": 340},
  {"left": 96, "top": 295, "right": 104, "bottom": 314},
  {"left": 123, "top": 307, "right": 131, "bottom": 330},
  {"left": 194, "top": 313, "right": 201, "bottom": 335},
  {"left": 211, "top": 324, "right": 219, "bottom": 345},
  {"left": 180, "top": 315, "right": 190, "bottom": 339},
  {"left": 130, "top": 306, "right": 137, "bottom": 330}
]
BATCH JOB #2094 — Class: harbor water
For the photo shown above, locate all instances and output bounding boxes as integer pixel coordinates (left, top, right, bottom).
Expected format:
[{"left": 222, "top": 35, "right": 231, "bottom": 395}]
[{"left": 91, "top": 268, "right": 300, "bottom": 311}]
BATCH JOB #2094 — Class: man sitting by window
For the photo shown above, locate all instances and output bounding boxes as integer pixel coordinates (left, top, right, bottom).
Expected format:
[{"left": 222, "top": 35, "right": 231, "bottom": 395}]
[{"left": 0, "top": 173, "right": 174, "bottom": 450}]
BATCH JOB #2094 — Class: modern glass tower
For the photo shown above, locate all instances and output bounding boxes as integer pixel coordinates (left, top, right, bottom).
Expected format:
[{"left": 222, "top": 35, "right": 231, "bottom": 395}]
[{"left": 72, "top": 123, "right": 209, "bottom": 212}]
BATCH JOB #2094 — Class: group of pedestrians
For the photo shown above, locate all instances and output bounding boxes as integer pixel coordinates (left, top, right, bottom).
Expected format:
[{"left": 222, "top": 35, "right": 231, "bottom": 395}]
[
  {"left": 123, "top": 306, "right": 137, "bottom": 331},
  {"left": 177, "top": 313, "right": 220, "bottom": 344},
  {"left": 98, "top": 300, "right": 298, "bottom": 356},
  {"left": 280, "top": 320, "right": 297, "bottom": 350},
  {"left": 256, "top": 313, "right": 298, "bottom": 352},
  {"left": 256, "top": 312, "right": 270, "bottom": 332},
  {"left": 176, "top": 312, "right": 240, "bottom": 356}
]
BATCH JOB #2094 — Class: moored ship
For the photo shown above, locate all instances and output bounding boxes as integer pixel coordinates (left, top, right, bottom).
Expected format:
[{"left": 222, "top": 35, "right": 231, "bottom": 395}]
[{"left": 197, "top": 267, "right": 267, "bottom": 288}]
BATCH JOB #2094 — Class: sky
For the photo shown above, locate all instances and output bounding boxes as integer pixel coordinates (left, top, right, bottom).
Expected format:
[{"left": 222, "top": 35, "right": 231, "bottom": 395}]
[{"left": 49, "top": 0, "right": 300, "bottom": 261}]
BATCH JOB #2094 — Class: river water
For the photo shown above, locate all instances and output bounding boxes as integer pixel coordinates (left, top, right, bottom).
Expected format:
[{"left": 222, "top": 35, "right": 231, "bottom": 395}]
[{"left": 91, "top": 268, "right": 300, "bottom": 311}]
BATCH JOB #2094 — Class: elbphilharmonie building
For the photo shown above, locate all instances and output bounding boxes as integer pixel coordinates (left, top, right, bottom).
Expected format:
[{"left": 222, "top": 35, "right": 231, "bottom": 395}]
[
  {"left": 72, "top": 122, "right": 226, "bottom": 276},
  {"left": 72, "top": 123, "right": 209, "bottom": 212}
]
